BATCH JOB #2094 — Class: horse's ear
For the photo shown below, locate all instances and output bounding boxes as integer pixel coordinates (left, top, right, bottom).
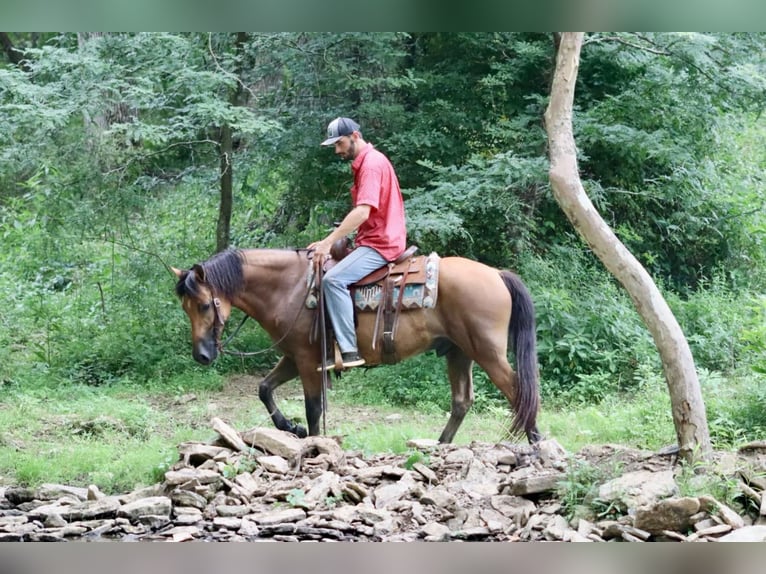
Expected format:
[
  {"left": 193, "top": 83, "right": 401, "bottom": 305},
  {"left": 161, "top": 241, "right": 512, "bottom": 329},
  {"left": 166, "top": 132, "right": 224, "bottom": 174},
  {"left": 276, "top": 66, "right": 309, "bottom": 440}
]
[
  {"left": 171, "top": 267, "right": 185, "bottom": 279},
  {"left": 192, "top": 264, "right": 206, "bottom": 283}
]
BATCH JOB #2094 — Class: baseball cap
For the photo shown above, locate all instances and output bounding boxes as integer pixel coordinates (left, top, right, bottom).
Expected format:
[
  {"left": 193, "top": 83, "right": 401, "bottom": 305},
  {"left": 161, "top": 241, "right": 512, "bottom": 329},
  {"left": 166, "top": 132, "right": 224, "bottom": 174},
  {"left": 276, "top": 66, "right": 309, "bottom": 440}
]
[{"left": 321, "top": 117, "right": 360, "bottom": 146}]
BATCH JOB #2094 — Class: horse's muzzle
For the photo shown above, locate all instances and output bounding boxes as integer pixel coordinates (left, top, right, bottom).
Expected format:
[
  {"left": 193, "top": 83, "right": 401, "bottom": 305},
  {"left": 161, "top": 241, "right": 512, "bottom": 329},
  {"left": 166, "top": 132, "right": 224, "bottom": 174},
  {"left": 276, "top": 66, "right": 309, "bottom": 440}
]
[{"left": 192, "top": 340, "right": 218, "bottom": 365}]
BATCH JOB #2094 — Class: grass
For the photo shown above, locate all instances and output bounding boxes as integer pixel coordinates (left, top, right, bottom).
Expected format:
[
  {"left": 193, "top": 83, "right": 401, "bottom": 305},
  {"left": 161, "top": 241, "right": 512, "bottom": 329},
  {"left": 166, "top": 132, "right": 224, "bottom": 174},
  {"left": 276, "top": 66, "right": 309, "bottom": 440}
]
[{"left": 0, "top": 366, "right": 763, "bottom": 494}]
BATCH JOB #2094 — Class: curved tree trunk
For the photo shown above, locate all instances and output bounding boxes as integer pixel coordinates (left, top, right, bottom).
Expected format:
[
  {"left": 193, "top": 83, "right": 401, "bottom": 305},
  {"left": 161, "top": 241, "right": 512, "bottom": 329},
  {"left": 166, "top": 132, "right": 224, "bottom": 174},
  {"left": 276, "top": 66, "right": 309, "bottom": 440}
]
[{"left": 543, "top": 32, "right": 711, "bottom": 461}]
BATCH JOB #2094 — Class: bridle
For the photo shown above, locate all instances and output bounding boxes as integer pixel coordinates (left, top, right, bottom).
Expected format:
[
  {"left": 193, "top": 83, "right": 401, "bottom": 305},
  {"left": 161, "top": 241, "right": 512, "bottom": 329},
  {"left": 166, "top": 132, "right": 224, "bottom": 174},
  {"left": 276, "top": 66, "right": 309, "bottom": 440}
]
[{"left": 204, "top": 282, "right": 311, "bottom": 359}]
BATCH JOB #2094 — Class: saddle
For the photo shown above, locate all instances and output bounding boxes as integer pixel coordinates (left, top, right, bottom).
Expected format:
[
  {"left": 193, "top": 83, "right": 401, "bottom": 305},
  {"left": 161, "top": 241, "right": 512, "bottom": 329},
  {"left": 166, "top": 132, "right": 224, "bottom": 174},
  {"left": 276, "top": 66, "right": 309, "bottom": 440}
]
[{"left": 309, "top": 241, "right": 439, "bottom": 365}]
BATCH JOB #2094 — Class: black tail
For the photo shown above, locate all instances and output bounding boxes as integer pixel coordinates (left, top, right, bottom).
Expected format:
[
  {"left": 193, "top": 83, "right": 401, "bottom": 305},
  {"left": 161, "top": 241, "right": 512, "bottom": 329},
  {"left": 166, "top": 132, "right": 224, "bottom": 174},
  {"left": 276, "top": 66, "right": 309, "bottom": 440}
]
[{"left": 500, "top": 270, "right": 540, "bottom": 438}]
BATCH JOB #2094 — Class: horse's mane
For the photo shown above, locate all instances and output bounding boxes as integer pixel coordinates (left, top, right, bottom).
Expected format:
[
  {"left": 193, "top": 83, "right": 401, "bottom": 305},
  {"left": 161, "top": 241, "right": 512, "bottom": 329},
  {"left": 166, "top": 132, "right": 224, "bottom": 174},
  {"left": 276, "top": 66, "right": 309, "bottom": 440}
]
[{"left": 175, "top": 249, "right": 246, "bottom": 300}]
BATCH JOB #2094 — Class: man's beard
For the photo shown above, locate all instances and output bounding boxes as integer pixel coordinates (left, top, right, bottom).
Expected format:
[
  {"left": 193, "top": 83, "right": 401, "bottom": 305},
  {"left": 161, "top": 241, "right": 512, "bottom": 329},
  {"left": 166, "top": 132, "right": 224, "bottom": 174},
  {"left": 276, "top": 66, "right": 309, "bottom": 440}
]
[{"left": 339, "top": 141, "right": 356, "bottom": 160}]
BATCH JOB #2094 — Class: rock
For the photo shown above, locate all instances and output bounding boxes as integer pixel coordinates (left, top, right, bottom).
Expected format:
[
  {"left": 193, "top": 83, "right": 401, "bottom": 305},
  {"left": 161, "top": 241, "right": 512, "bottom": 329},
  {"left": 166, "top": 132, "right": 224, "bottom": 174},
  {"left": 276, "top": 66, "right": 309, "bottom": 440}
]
[
  {"left": 490, "top": 495, "right": 536, "bottom": 526},
  {"left": 300, "top": 471, "right": 340, "bottom": 508},
  {"left": 1, "top": 414, "right": 758, "bottom": 543},
  {"left": 412, "top": 462, "right": 438, "bottom": 484},
  {"left": 419, "top": 487, "right": 458, "bottom": 510},
  {"left": 211, "top": 417, "right": 251, "bottom": 452},
  {"left": 503, "top": 467, "right": 563, "bottom": 495},
  {"left": 598, "top": 470, "right": 677, "bottom": 510},
  {"left": 241, "top": 427, "right": 303, "bottom": 461},
  {"left": 4, "top": 487, "right": 38, "bottom": 505},
  {"left": 406, "top": 439, "right": 439, "bottom": 450},
  {"left": 216, "top": 505, "right": 249, "bottom": 517},
  {"left": 164, "top": 525, "right": 201, "bottom": 542},
  {"left": 257, "top": 455, "right": 290, "bottom": 474},
  {"left": 536, "top": 439, "right": 568, "bottom": 469},
  {"left": 165, "top": 467, "right": 221, "bottom": 486},
  {"left": 213, "top": 516, "right": 242, "bottom": 530},
  {"left": 32, "top": 497, "right": 121, "bottom": 522},
  {"left": 119, "top": 484, "right": 165, "bottom": 504},
  {"left": 87, "top": 485, "right": 104, "bottom": 501},
  {"left": 238, "top": 518, "right": 260, "bottom": 538},
  {"left": 543, "top": 514, "right": 571, "bottom": 540},
  {"left": 118, "top": 497, "right": 172, "bottom": 520},
  {"left": 633, "top": 497, "right": 701, "bottom": 534},
  {"left": 421, "top": 521, "right": 451, "bottom": 541},
  {"left": 38, "top": 484, "right": 89, "bottom": 501},
  {"left": 717, "top": 525, "right": 766, "bottom": 542},
  {"left": 373, "top": 480, "right": 413, "bottom": 510},
  {"left": 170, "top": 489, "right": 208, "bottom": 510},
  {"left": 698, "top": 495, "right": 746, "bottom": 529},
  {"left": 178, "top": 442, "right": 233, "bottom": 465},
  {"left": 251, "top": 507, "right": 306, "bottom": 525},
  {"left": 445, "top": 448, "right": 474, "bottom": 464}
]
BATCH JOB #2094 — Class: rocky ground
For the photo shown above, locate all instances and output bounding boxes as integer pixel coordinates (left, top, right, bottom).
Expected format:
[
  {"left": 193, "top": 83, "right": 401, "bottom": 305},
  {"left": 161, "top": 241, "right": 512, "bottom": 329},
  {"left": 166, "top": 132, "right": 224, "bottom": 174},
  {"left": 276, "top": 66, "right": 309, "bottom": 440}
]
[{"left": 3, "top": 414, "right": 766, "bottom": 543}]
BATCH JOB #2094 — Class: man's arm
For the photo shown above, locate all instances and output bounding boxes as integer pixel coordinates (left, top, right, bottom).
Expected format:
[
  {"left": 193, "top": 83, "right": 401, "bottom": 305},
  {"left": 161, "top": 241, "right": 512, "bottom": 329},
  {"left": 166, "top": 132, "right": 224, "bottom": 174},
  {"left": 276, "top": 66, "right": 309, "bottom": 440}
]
[{"left": 308, "top": 204, "right": 371, "bottom": 257}]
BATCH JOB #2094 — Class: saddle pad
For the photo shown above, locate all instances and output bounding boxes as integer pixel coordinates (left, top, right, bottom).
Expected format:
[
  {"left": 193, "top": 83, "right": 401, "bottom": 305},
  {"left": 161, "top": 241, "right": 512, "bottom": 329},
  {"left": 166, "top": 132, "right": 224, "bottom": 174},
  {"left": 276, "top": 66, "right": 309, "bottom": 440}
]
[{"left": 353, "top": 252, "right": 439, "bottom": 312}]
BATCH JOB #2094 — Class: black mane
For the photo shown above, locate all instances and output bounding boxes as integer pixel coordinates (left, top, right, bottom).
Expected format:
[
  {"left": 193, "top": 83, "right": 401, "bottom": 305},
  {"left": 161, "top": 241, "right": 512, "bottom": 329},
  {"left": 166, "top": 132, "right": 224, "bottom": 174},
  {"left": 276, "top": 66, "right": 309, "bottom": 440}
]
[{"left": 175, "top": 249, "right": 246, "bottom": 300}]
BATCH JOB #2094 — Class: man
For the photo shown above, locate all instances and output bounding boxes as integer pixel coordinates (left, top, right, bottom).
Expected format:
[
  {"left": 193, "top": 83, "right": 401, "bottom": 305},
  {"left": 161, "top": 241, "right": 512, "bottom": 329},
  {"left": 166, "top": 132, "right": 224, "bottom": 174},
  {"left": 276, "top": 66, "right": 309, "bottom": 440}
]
[{"left": 308, "top": 117, "right": 407, "bottom": 370}]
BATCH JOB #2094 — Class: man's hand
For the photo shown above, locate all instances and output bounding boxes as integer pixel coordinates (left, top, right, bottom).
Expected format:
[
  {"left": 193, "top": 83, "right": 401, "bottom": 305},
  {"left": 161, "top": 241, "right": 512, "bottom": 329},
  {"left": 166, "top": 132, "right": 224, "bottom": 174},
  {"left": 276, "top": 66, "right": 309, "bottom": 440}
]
[
  {"left": 307, "top": 238, "right": 332, "bottom": 256},
  {"left": 307, "top": 204, "right": 370, "bottom": 265}
]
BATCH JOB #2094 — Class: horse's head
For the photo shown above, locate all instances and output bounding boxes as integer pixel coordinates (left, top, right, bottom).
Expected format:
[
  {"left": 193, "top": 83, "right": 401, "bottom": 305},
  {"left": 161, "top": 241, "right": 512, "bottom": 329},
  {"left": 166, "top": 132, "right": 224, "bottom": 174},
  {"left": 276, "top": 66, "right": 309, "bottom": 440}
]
[{"left": 173, "top": 264, "right": 233, "bottom": 365}]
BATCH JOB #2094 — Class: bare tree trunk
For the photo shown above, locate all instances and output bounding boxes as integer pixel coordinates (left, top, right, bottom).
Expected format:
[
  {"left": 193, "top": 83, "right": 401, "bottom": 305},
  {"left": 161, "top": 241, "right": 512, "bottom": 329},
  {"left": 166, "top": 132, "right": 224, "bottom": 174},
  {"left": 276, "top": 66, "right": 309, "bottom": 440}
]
[
  {"left": 543, "top": 32, "right": 711, "bottom": 461},
  {"left": 217, "top": 123, "right": 233, "bottom": 253},
  {"left": 215, "top": 32, "right": 249, "bottom": 253}
]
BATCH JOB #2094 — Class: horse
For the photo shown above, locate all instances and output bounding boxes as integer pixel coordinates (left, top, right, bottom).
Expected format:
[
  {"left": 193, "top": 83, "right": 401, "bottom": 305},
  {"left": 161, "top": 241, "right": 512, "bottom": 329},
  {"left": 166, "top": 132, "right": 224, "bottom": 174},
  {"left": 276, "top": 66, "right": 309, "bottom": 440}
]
[{"left": 173, "top": 248, "right": 541, "bottom": 444}]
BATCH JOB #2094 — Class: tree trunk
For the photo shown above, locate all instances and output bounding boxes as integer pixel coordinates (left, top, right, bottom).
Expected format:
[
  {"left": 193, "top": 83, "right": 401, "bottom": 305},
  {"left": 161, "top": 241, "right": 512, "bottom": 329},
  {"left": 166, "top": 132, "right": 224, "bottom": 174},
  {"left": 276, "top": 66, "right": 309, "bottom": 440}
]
[
  {"left": 216, "top": 123, "right": 233, "bottom": 253},
  {"left": 0, "top": 33, "right": 27, "bottom": 70},
  {"left": 215, "top": 32, "right": 249, "bottom": 253},
  {"left": 543, "top": 32, "right": 711, "bottom": 461}
]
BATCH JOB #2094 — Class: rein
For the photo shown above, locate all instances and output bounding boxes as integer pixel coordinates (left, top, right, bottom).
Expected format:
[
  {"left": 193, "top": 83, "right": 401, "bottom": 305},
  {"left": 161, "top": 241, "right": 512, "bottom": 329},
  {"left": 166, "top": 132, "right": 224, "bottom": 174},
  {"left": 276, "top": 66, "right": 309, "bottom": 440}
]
[{"left": 211, "top": 262, "right": 312, "bottom": 358}]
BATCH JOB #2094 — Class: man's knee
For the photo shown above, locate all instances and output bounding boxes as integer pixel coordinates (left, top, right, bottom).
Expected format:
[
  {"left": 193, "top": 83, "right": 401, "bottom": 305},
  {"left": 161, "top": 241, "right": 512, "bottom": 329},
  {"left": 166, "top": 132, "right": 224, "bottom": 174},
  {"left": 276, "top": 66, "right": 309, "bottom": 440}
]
[{"left": 323, "top": 271, "right": 347, "bottom": 292}]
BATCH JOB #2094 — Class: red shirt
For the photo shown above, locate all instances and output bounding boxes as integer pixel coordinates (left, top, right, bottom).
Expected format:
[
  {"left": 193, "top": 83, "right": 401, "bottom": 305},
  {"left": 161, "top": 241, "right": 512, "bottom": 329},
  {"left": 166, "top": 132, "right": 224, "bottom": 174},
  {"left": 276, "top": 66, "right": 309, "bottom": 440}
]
[{"left": 351, "top": 143, "right": 407, "bottom": 262}]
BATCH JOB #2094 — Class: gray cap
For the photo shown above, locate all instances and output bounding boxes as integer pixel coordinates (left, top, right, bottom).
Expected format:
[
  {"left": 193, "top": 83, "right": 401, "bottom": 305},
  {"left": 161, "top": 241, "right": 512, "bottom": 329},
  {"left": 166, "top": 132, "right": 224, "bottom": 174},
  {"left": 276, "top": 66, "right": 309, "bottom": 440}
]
[{"left": 321, "top": 117, "right": 360, "bottom": 146}]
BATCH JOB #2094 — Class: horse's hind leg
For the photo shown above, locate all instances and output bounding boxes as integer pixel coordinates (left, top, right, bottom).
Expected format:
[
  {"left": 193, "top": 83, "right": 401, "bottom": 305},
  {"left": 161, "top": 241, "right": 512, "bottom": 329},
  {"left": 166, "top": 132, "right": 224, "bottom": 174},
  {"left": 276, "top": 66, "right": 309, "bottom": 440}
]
[
  {"left": 257, "top": 356, "right": 307, "bottom": 437},
  {"left": 439, "top": 347, "right": 475, "bottom": 443},
  {"left": 474, "top": 352, "right": 539, "bottom": 443}
]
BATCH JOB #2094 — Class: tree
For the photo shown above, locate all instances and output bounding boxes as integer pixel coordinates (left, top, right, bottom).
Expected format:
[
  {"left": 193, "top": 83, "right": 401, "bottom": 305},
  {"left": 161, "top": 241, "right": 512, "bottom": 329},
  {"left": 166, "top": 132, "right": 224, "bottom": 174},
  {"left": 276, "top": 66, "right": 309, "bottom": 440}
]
[
  {"left": 544, "top": 32, "right": 711, "bottom": 461},
  {"left": 214, "top": 32, "right": 249, "bottom": 252}
]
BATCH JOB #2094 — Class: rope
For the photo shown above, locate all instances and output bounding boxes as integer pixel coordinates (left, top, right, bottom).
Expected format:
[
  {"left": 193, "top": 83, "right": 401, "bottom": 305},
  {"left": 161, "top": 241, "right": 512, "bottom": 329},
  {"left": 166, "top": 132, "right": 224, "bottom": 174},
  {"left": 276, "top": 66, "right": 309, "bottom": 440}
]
[{"left": 317, "top": 259, "right": 329, "bottom": 436}]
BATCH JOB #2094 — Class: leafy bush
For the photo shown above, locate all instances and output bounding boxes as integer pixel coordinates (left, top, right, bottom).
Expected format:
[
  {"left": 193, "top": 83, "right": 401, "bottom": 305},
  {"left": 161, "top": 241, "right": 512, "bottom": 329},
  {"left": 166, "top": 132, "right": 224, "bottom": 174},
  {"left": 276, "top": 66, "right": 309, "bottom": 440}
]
[{"left": 521, "top": 248, "right": 655, "bottom": 402}]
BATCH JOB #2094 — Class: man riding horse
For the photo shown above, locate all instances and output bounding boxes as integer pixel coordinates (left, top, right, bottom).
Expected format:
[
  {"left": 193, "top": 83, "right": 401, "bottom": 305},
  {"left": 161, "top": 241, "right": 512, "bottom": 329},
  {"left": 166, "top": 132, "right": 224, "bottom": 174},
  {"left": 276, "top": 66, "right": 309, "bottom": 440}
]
[{"left": 307, "top": 117, "right": 407, "bottom": 372}]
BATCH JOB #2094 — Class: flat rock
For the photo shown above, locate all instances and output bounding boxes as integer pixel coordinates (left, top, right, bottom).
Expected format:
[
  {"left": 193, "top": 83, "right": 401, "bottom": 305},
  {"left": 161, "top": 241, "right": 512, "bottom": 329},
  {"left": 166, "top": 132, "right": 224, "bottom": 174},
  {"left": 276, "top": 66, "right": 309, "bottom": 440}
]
[
  {"left": 598, "top": 470, "right": 677, "bottom": 510},
  {"left": 633, "top": 497, "right": 700, "bottom": 534},
  {"left": 118, "top": 496, "right": 172, "bottom": 520},
  {"left": 241, "top": 427, "right": 303, "bottom": 461},
  {"left": 717, "top": 525, "right": 766, "bottom": 542}
]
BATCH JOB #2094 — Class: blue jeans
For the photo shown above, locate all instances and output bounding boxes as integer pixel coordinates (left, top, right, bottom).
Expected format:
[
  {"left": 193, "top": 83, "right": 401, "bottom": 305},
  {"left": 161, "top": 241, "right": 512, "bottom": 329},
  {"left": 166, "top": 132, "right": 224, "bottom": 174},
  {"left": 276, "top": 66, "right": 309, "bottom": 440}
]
[{"left": 322, "top": 246, "right": 387, "bottom": 353}]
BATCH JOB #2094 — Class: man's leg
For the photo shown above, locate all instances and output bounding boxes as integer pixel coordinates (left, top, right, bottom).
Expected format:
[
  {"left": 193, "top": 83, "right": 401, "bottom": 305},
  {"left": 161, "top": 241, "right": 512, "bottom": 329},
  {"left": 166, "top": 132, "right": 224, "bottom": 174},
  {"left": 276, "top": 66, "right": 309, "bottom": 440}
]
[{"left": 322, "top": 246, "right": 387, "bottom": 356}]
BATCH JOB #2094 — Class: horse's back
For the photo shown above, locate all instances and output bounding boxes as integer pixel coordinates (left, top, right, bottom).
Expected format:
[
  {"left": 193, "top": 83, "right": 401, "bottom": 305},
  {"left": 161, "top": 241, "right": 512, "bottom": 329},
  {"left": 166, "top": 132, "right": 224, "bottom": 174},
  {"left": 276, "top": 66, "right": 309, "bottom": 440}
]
[{"left": 437, "top": 257, "right": 512, "bottom": 309}]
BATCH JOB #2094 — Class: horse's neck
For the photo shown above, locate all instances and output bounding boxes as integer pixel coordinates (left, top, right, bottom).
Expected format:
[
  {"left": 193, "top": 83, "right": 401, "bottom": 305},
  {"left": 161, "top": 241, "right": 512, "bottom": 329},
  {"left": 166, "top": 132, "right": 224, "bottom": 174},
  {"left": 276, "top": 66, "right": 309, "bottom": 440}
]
[{"left": 234, "top": 250, "right": 307, "bottom": 320}]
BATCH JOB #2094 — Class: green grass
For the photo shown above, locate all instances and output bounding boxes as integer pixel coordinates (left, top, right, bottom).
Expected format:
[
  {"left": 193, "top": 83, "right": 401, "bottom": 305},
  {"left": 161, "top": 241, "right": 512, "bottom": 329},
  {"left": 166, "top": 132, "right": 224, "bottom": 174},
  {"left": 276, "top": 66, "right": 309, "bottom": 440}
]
[{"left": 0, "top": 366, "right": 763, "bottom": 493}]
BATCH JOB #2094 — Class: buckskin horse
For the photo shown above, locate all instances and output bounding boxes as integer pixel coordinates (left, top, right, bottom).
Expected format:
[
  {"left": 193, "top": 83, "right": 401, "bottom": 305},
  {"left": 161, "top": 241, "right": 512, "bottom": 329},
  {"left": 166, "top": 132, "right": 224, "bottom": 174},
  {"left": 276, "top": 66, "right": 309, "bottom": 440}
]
[{"left": 173, "top": 248, "right": 541, "bottom": 444}]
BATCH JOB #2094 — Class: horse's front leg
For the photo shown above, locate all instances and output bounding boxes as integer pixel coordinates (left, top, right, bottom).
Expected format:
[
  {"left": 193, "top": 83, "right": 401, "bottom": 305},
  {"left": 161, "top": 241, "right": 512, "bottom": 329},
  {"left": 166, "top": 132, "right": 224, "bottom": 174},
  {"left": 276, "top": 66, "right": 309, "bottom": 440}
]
[
  {"left": 257, "top": 356, "right": 307, "bottom": 438},
  {"left": 301, "top": 369, "right": 325, "bottom": 437}
]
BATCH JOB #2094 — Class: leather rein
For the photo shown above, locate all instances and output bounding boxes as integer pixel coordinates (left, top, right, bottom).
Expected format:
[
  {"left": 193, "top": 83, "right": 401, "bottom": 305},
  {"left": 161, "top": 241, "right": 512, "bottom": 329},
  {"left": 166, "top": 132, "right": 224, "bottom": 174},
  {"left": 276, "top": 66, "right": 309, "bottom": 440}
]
[{"left": 210, "top": 256, "right": 315, "bottom": 358}]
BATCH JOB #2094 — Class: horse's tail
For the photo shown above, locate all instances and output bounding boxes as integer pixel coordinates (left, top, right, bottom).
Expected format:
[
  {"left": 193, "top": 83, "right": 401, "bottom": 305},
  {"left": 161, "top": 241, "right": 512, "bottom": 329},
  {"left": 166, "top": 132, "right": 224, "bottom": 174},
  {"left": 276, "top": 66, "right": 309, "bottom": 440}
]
[{"left": 500, "top": 270, "right": 540, "bottom": 436}]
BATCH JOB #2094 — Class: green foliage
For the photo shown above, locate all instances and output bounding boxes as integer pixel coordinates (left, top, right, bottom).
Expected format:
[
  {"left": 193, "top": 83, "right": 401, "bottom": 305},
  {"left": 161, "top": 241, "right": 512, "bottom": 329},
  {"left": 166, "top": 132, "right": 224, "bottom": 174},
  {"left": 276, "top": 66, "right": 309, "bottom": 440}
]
[
  {"left": 286, "top": 488, "right": 306, "bottom": 508},
  {"left": 406, "top": 152, "right": 548, "bottom": 264},
  {"left": 703, "top": 369, "right": 766, "bottom": 448},
  {"left": 676, "top": 457, "right": 742, "bottom": 511},
  {"left": 556, "top": 458, "right": 621, "bottom": 521},
  {"left": 2, "top": 32, "right": 766, "bottom": 473},
  {"left": 522, "top": 248, "right": 655, "bottom": 401},
  {"left": 403, "top": 450, "right": 430, "bottom": 470}
]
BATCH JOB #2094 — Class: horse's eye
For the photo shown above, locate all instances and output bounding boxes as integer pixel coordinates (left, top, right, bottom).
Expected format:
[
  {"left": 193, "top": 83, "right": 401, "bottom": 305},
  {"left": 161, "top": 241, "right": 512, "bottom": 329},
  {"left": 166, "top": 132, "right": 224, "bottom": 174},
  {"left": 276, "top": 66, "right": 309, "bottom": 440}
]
[{"left": 198, "top": 302, "right": 211, "bottom": 313}]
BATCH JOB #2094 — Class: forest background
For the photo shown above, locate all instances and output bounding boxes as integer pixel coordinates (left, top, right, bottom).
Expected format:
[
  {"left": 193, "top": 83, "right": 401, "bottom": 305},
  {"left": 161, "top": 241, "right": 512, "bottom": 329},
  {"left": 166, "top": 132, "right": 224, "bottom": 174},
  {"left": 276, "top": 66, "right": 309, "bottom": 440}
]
[{"left": 0, "top": 32, "right": 765, "bottom": 491}]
